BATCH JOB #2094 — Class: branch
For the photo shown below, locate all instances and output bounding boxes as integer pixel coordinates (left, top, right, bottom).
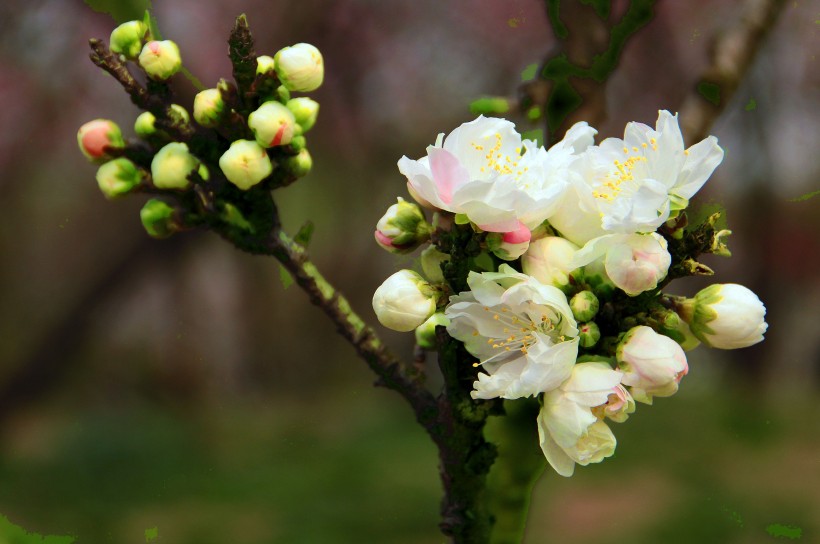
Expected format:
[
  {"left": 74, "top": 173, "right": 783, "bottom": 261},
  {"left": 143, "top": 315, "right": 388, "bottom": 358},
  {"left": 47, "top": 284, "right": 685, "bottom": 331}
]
[{"left": 679, "top": 0, "right": 788, "bottom": 145}]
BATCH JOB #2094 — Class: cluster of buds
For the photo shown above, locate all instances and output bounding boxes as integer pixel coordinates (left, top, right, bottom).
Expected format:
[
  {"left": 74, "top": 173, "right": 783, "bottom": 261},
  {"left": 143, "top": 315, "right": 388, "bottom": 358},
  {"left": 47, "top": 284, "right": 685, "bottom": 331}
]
[
  {"left": 78, "top": 16, "right": 324, "bottom": 238},
  {"left": 372, "top": 113, "right": 767, "bottom": 476}
]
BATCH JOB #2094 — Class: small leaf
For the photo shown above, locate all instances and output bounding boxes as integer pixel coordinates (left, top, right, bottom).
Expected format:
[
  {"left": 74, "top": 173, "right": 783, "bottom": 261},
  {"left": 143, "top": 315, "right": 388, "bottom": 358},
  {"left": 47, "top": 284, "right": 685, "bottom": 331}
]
[
  {"left": 294, "top": 220, "right": 315, "bottom": 247},
  {"left": 279, "top": 264, "right": 294, "bottom": 289},
  {"left": 469, "top": 97, "right": 510, "bottom": 116},
  {"left": 520, "top": 63, "right": 538, "bottom": 82}
]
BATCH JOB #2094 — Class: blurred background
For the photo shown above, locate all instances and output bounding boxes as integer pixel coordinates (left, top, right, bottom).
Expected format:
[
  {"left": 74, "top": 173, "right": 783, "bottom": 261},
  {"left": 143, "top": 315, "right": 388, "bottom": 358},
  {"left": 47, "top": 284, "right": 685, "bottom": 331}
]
[{"left": 0, "top": 0, "right": 817, "bottom": 542}]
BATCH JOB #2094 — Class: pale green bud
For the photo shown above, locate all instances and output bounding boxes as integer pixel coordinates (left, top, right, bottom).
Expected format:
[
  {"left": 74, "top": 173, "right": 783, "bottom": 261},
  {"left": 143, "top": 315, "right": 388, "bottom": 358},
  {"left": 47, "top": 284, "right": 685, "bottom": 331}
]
[
  {"left": 96, "top": 158, "right": 143, "bottom": 198},
  {"left": 282, "top": 149, "right": 312, "bottom": 178},
  {"left": 578, "top": 322, "right": 601, "bottom": 348},
  {"left": 248, "top": 101, "right": 296, "bottom": 148},
  {"left": 677, "top": 284, "right": 767, "bottom": 350},
  {"left": 134, "top": 111, "right": 158, "bottom": 137},
  {"left": 151, "top": 142, "right": 198, "bottom": 190},
  {"left": 415, "top": 312, "right": 449, "bottom": 349},
  {"left": 286, "top": 97, "right": 319, "bottom": 133},
  {"left": 77, "top": 119, "right": 124, "bottom": 162},
  {"left": 138, "top": 40, "right": 182, "bottom": 81},
  {"left": 110, "top": 20, "right": 148, "bottom": 59},
  {"left": 289, "top": 135, "right": 307, "bottom": 151},
  {"left": 140, "top": 199, "right": 178, "bottom": 239},
  {"left": 169, "top": 104, "right": 190, "bottom": 124},
  {"left": 193, "top": 88, "right": 225, "bottom": 128},
  {"left": 372, "top": 270, "right": 437, "bottom": 332},
  {"left": 569, "top": 291, "right": 599, "bottom": 323},
  {"left": 256, "top": 55, "right": 275, "bottom": 75},
  {"left": 374, "top": 197, "right": 430, "bottom": 254},
  {"left": 218, "top": 139, "right": 272, "bottom": 190},
  {"left": 274, "top": 43, "right": 324, "bottom": 92},
  {"left": 420, "top": 246, "right": 450, "bottom": 283}
]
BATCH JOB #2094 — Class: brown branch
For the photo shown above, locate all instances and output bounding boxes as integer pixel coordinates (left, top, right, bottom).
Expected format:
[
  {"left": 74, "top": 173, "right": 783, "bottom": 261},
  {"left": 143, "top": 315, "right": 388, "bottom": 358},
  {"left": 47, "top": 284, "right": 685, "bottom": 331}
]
[{"left": 679, "top": 0, "right": 788, "bottom": 145}]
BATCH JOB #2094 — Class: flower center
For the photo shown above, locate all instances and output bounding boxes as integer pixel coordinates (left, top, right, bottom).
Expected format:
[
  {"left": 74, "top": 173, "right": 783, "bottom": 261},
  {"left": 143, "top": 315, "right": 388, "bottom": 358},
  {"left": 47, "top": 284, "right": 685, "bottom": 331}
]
[
  {"left": 476, "top": 305, "right": 565, "bottom": 359},
  {"left": 470, "top": 133, "right": 529, "bottom": 179}
]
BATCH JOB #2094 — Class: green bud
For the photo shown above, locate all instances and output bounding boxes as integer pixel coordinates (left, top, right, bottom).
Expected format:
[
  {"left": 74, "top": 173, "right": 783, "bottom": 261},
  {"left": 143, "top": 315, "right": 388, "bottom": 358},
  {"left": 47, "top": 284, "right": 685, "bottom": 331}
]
[
  {"left": 274, "top": 43, "right": 324, "bottom": 92},
  {"left": 256, "top": 55, "right": 275, "bottom": 75},
  {"left": 77, "top": 119, "right": 124, "bottom": 162},
  {"left": 289, "top": 135, "right": 307, "bottom": 151},
  {"left": 415, "top": 312, "right": 449, "bottom": 349},
  {"left": 276, "top": 85, "right": 291, "bottom": 103},
  {"left": 420, "top": 246, "right": 449, "bottom": 283},
  {"left": 578, "top": 322, "right": 601, "bottom": 348},
  {"left": 283, "top": 149, "right": 312, "bottom": 178},
  {"left": 110, "top": 20, "right": 148, "bottom": 59},
  {"left": 218, "top": 139, "right": 272, "bottom": 190},
  {"left": 134, "top": 111, "right": 158, "bottom": 137},
  {"left": 138, "top": 40, "right": 182, "bottom": 81},
  {"left": 193, "top": 88, "right": 225, "bottom": 128},
  {"left": 96, "top": 158, "right": 143, "bottom": 198},
  {"left": 169, "top": 104, "right": 190, "bottom": 125},
  {"left": 469, "top": 96, "right": 510, "bottom": 116},
  {"left": 248, "top": 101, "right": 297, "bottom": 148},
  {"left": 140, "top": 199, "right": 179, "bottom": 238},
  {"left": 151, "top": 142, "right": 198, "bottom": 190},
  {"left": 374, "top": 197, "right": 431, "bottom": 254},
  {"left": 286, "top": 97, "right": 319, "bottom": 133},
  {"left": 569, "top": 291, "right": 599, "bottom": 323}
]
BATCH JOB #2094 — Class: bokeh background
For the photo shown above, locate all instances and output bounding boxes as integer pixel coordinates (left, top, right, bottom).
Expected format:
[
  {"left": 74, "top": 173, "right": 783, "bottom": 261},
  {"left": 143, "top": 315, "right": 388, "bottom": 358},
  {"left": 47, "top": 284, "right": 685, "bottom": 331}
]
[{"left": 0, "top": 0, "right": 818, "bottom": 542}]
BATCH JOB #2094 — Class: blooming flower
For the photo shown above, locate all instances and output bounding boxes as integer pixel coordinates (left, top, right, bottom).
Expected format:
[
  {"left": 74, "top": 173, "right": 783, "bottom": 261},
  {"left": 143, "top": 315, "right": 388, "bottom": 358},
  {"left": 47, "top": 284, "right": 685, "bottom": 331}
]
[
  {"left": 398, "top": 116, "right": 595, "bottom": 233},
  {"left": 537, "top": 361, "right": 632, "bottom": 477},
  {"left": 549, "top": 110, "right": 724, "bottom": 245},
  {"left": 677, "top": 284, "right": 767, "bottom": 349},
  {"left": 372, "top": 270, "right": 438, "bottom": 332},
  {"left": 616, "top": 326, "right": 688, "bottom": 404},
  {"left": 445, "top": 265, "right": 579, "bottom": 399}
]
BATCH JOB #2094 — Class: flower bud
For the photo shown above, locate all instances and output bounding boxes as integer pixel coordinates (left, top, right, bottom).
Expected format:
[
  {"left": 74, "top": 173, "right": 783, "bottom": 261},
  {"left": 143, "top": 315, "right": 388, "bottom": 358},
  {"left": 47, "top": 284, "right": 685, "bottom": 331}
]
[
  {"left": 140, "top": 199, "right": 179, "bottom": 239},
  {"left": 578, "top": 322, "right": 601, "bottom": 348},
  {"left": 420, "top": 246, "right": 450, "bottom": 283},
  {"left": 138, "top": 40, "right": 182, "bottom": 81},
  {"left": 134, "top": 112, "right": 158, "bottom": 138},
  {"left": 218, "top": 139, "right": 273, "bottom": 190},
  {"left": 415, "top": 312, "right": 449, "bottom": 349},
  {"left": 372, "top": 270, "right": 437, "bottom": 332},
  {"left": 274, "top": 43, "right": 324, "bottom": 92},
  {"left": 570, "top": 291, "right": 599, "bottom": 323},
  {"left": 248, "top": 101, "right": 297, "bottom": 148},
  {"left": 109, "top": 20, "right": 148, "bottom": 59},
  {"left": 486, "top": 222, "right": 531, "bottom": 261},
  {"left": 168, "top": 104, "right": 190, "bottom": 124},
  {"left": 677, "top": 284, "right": 767, "bottom": 349},
  {"left": 256, "top": 55, "right": 275, "bottom": 76},
  {"left": 521, "top": 236, "right": 579, "bottom": 289},
  {"left": 617, "top": 326, "right": 688, "bottom": 404},
  {"left": 605, "top": 233, "right": 670, "bottom": 296},
  {"left": 77, "top": 119, "right": 124, "bottom": 162},
  {"left": 151, "top": 142, "right": 198, "bottom": 190},
  {"left": 282, "top": 149, "right": 313, "bottom": 178},
  {"left": 374, "top": 197, "right": 431, "bottom": 254},
  {"left": 193, "top": 88, "right": 225, "bottom": 128},
  {"left": 96, "top": 158, "right": 143, "bottom": 199},
  {"left": 286, "top": 97, "right": 319, "bottom": 133}
]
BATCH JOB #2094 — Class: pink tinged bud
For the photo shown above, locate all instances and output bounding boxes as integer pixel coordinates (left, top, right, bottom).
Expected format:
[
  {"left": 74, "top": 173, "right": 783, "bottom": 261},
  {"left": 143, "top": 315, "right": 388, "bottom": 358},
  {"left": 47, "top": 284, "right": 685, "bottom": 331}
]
[
  {"left": 604, "top": 233, "right": 671, "bottom": 296},
  {"left": 486, "top": 221, "right": 531, "bottom": 261},
  {"left": 502, "top": 222, "right": 532, "bottom": 245},
  {"left": 374, "top": 197, "right": 430, "bottom": 254},
  {"left": 77, "top": 119, "right": 124, "bottom": 162},
  {"left": 617, "top": 326, "right": 688, "bottom": 404},
  {"left": 138, "top": 40, "right": 182, "bottom": 81},
  {"left": 248, "top": 101, "right": 296, "bottom": 148}
]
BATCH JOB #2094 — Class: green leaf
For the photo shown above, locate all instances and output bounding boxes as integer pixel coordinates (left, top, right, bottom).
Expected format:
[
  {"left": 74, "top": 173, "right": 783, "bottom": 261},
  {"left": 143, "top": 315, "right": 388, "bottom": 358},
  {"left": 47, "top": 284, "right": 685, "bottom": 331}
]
[
  {"left": 520, "top": 63, "right": 538, "bottom": 82},
  {"left": 521, "top": 129, "right": 544, "bottom": 147},
  {"left": 83, "top": 0, "right": 153, "bottom": 24},
  {"left": 294, "top": 220, "right": 315, "bottom": 247},
  {"left": 278, "top": 264, "right": 294, "bottom": 289},
  {"left": 469, "top": 97, "right": 510, "bottom": 116}
]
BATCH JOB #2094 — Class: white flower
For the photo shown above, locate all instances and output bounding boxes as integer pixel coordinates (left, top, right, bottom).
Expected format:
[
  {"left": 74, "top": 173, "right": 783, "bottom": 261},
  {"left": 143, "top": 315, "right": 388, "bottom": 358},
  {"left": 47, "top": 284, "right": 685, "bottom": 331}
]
[
  {"left": 677, "top": 284, "right": 767, "bottom": 349},
  {"left": 616, "top": 326, "right": 688, "bottom": 404},
  {"left": 521, "top": 236, "right": 580, "bottom": 289},
  {"left": 537, "top": 361, "right": 630, "bottom": 477},
  {"left": 372, "top": 270, "right": 438, "bottom": 332},
  {"left": 549, "top": 110, "right": 724, "bottom": 245},
  {"left": 445, "top": 264, "right": 579, "bottom": 399},
  {"left": 398, "top": 116, "right": 595, "bottom": 233}
]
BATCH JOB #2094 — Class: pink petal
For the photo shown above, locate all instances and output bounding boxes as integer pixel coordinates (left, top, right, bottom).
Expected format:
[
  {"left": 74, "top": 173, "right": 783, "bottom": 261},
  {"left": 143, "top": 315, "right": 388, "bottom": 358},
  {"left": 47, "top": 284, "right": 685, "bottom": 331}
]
[{"left": 429, "top": 147, "right": 468, "bottom": 205}]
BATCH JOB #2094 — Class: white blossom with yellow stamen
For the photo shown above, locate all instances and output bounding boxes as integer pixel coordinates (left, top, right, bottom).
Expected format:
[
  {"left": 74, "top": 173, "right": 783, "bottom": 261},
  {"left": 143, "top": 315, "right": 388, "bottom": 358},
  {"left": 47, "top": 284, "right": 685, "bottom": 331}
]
[
  {"left": 445, "top": 264, "right": 579, "bottom": 400},
  {"left": 398, "top": 116, "right": 595, "bottom": 233},
  {"left": 549, "top": 110, "right": 724, "bottom": 246}
]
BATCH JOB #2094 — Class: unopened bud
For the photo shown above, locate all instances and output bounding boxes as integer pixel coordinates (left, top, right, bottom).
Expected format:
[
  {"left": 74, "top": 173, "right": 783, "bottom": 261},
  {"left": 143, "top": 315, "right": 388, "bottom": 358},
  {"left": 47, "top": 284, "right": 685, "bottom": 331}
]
[
  {"left": 140, "top": 199, "right": 179, "bottom": 239},
  {"left": 193, "top": 88, "right": 225, "bottom": 127},
  {"left": 570, "top": 291, "right": 599, "bottom": 323},
  {"left": 578, "top": 322, "right": 601, "bottom": 348},
  {"left": 96, "top": 158, "right": 143, "bottom": 198},
  {"left": 256, "top": 55, "right": 275, "bottom": 76},
  {"left": 420, "top": 246, "right": 449, "bottom": 283},
  {"left": 415, "top": 312, "right": 449, "bottom": 349},
  {"left": 109, "top": 20, "right": 148, "bottom": 59},
  {"left": 286, "top": 97, "right": 319, "bottom": 133},
  {"left": 372, "top": 270, "right": 438, "bottom": 332},
  {"left": 249, "top": 101, "right": 296, "bottom": 148},
  {"left": 282, "top": 149, "right": 312, "bottom": 178},
  {"left": 151, "top": 142, "right": 198, "bottom": 190},
  {"left": 677, "top": 284, "right": 767, "bottom": 350},
  {"left": 521, "top": 236, "right": 579, "bottom": 288},
  {"left": 77, "top": 119, "right": 124, "bottom": 162},
  {"left": 168, "top": 104, "right": 190, "bottom": 125},
  {"left": 374, "top": 197, "right": 431, "bottom": 254},
  {"left": 274, "top": 43, "right": 324, "bottom": 92},
  {"left": 218, "top": 139, "right": 272, "bottom": 190},
  {"left": 486, "top": 222, "right": 531, "bottom": 261},
  {"left": 139, "top": 40, "right": 182, "bottom": 81},
  {"left": 134, "top": 112, "right": 158, "bottom": 138}
]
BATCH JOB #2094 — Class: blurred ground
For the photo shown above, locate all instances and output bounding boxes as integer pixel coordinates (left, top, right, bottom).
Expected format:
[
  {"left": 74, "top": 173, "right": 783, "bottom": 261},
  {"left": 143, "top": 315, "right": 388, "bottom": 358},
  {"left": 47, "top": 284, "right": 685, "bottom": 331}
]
[{"left": 0, "top": 0, "right": 817, "bottom": 542}]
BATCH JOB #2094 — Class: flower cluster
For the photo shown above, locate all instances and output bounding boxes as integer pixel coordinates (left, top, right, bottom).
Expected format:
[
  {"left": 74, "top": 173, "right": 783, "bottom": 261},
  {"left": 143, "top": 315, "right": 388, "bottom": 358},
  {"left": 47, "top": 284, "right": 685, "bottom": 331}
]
[
  {"left": 372, "top": 113, "right": 767, "bottom": 476},
  {"left": 78, "top": 18, "right": 324, "bottom": 237}
]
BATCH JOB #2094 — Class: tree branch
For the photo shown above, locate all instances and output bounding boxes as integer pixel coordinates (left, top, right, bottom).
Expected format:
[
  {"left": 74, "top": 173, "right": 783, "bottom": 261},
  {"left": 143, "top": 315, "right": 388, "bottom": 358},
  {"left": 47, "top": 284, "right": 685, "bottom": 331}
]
[{"left": 679, "top": 0, "right": 788, "bottom": 145}]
